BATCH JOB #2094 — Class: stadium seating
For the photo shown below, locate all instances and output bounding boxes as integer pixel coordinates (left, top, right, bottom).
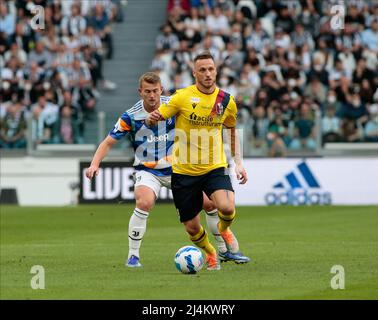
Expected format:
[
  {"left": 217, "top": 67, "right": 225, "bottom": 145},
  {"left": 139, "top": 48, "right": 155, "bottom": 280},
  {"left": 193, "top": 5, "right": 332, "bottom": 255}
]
[
  {"left": 0, "top": 0, "right": 120, "bottom": 148},
  {"left": 150, "top": 0, "right": 378, "bottom": 156},
  {"left": 2, "top": 0, "right": 377, "bottom": 158}
]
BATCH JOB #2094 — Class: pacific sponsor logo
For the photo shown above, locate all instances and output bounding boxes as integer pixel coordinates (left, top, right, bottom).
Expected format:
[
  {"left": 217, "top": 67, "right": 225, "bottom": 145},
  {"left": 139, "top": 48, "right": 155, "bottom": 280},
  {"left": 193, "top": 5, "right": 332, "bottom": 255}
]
[
  {"left": 189, "top": 112, "right": 213, "bottom": 122},
  {"left": 188, "top": 112, "right": 222, "bottom": 127},
  {"left": 265, "top": 161, "right": 332, "bottom": 205}
]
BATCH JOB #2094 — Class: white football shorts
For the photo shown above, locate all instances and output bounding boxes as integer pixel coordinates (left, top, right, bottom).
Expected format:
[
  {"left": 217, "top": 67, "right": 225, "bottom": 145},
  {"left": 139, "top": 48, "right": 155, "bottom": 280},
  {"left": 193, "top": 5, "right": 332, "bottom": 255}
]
[{"left": 133, "top": 170, "right": 171, "bottom": 198}]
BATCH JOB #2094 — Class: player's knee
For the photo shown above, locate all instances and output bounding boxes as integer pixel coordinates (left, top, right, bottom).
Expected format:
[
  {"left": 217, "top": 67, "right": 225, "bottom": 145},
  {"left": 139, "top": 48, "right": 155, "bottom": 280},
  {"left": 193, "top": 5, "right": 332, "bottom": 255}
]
[
  {"left": 184, "top": 222, "right": 201, "bottom": 236},
  {"left": 203, "top": 200, "right": 216, "bottom": 212},
  {"left": 136, "top": 198, "right": 154, "bottom": 212},
  {"left": 219, "top": 204, "right": 235, "bottom": 216}
]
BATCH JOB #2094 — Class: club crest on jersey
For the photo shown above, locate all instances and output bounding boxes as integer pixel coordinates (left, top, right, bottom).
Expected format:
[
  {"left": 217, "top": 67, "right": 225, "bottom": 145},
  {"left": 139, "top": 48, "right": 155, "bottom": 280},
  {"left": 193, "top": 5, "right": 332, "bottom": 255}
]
[{"left": 216, "top": 103, "right": 224, "bottom": 115}]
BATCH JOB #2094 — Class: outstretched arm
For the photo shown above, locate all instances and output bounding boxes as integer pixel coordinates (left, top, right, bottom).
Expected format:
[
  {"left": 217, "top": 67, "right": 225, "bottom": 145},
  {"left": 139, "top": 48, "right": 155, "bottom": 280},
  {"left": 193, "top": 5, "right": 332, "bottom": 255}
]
[
  {"left": 85, "top": 135, "right": 118, "bottom": 179},
  {"left": 224, "top": 126, "right": 248, "bottom": 184}
]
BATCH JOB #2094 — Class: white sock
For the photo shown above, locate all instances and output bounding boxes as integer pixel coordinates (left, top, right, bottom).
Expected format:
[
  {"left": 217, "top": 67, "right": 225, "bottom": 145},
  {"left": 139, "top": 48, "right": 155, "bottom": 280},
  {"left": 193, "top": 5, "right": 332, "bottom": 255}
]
[
  {"left": 205, "top": 209, "right": 227, "bottom": 253},
  {"left": 128, "top": 208, "right": 148, "bottom": 259}
]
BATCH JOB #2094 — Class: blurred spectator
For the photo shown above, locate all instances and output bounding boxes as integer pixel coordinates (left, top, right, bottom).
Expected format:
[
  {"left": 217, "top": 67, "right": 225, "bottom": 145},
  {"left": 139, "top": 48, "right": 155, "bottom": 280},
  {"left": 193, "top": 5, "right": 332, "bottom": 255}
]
[
  {"left": 0, "top": 2, "right": 15, "bottom": 38},
  {"left": 345, "top": 3, "right": 365, "bottom": 29},
  {"left": 340, "top": 119, "right": 363, "bottom": 143},
  {"left": 251, "top": 105, "right": 269, "bottom": 149},
  {"left": 218, "top": 72, "right": 237, "bottom": 96},
  {"left": 88, "top": 4, "right": 114, "bottom": 59},
  {"left": 245, "top": 19, "right": 270, "bottom": 53},
  {"left": 328, "top": 59, "right": 350, "bottom": 89},
  {"left": 59, "top": 90, "right": 84, "bottom": 135},
  {"left": 156, "top": 24, "right": 180, "bottom": 51},
  {"left": 61, "top": 3, "right": 86, "bottom": 37},
  {"left": 304, "top": 75, "right": 327, "bottom": 106},
  {"left": 267, "top": 107, "right": 289, "bottom": 157},
  {"left": 322, "top": 105, "right": 341, "bottom": 144},
  {"left": 195, "top": 33, "right": 221, "bottom": 64},
  {"left": 309, "top": 55, "right": 330, "bottom": 86},
  {"left": 0, "top": 102, "right": 27, "bottom": 148},
  {"left": 172, "top": 39, "right": 193, "bottom": 75},
  {"left": 325, "top": 89, "right": 342, "bottom": 114},
  {"left": 229, "top": 21, "right": 243, "bottom": 50},
  {"left": 274, "top": 4, "right": 295, "bottom": 34},
  {"left": 1, "top": 57, "right": 25, "bottom": 91},
  {"left": 10, "top": 22, "right": 35, "bottom": 54},
  {"left": 353, "top": 58, "right": 375, "bottom": 92},
  {"left": 273, "top": 27, "right": 291, "bottom": 50},
  {"left": 364, "top": 104, "right": 378, "bottom": 142},
  {"left": 68, "top": 58, "right": 97, "bottom": 118},
  {"left": 236, "top": 0, "right": 256, "bottom": 20},
  {"left": 290, "top": 103, "right": 317, "bottom": 150},
  {"left": 184, "top": 7, "right": 205, "bottom": 45},
  {"left": 205, "top": 5, "right": 230, "bottom": 44},
  {"left": 291, "top": 23, "right": 314, "bottom": 50},
  {"left": 167, "top": 5, "right": 186, "bottom": 40},
  {"left": 338, "top": 87, "right": 369, "bottom": 124},
  {"left": 236, "top": 69, "right": 256, "bottom": 108},
  {"left": 31, "top": 95, "right": 59, "bottom": 145},
  {"left": 80, "top": 25, "right": 117, "bottom": 91},
  {"left": 297, "top": 3, "right": 319, "bottom": 36},
  {"left": 312, "top": 37, "right": 334, "bottom": 73},
  {"left": 221, "top": 41, "right": 244, "bottom": 74},
  {"left": 361, "top": 18, "right": 378, "bottom": 52},
  {"left": 28, "top": 40, "right": 53, "bottom": 70},
  {"left": 53, "top": 105, "right": 83, "bottom": 144},
  {"left": 4, "top": 42, "right": 27, "bottom": 65}
]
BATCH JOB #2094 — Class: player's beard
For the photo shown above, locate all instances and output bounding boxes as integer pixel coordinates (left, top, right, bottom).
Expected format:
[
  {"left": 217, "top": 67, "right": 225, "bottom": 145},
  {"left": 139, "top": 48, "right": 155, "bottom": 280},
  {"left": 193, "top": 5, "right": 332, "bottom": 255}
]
[{"left": 200, "top": 77, "right": 216, "bottom": 89}]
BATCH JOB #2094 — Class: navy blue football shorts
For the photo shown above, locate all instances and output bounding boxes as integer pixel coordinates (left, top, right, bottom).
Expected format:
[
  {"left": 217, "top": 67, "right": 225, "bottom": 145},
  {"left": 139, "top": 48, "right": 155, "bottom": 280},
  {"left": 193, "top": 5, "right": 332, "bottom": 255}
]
[{"left": 171, "top": 167, "right": 234, "bottom": 223}]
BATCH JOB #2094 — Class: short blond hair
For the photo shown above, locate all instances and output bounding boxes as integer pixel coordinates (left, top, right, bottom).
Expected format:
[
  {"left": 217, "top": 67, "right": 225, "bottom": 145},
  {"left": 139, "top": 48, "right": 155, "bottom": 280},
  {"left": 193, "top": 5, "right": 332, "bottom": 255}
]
[{"left": 139, "top": 72, "right": 161, "bottom": 88}]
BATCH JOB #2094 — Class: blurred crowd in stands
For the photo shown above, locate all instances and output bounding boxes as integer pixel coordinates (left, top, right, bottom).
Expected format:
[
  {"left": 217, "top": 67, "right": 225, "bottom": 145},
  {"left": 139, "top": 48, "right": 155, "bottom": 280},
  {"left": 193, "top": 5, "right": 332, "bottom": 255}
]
[
  {"left": 152, "top": 0, "right": 378, "bottom": 156},
  {"left": 0, "top": 0, "right": 122, "bottom": 148}
]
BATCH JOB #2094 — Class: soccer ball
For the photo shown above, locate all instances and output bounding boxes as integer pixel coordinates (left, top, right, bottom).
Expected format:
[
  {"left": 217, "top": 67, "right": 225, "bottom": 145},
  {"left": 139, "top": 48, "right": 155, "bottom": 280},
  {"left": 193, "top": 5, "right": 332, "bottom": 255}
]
[{"left": 174, "top": 246, "right": 204, "bottom": 274}]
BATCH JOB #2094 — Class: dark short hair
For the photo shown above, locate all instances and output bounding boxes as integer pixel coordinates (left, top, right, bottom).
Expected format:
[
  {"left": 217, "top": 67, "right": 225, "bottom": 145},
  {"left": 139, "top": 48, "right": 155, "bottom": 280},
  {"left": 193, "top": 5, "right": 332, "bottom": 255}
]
[
  {"left": 139, "top": 72, "right": 161, "bottom": 87},
  {"left": 193, "top": 51, "right": 215, "bottom": 63}
]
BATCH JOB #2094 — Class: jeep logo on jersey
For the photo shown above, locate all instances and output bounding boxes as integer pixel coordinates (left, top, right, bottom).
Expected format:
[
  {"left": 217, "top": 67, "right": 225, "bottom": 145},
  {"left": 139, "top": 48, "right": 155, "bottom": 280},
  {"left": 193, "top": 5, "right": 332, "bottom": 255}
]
[
  {"left": 265, "top": 161, "right": 332, "bottom": 205},
  {"left": 147, "top": 133, "right": 169, "bottom": 143}
]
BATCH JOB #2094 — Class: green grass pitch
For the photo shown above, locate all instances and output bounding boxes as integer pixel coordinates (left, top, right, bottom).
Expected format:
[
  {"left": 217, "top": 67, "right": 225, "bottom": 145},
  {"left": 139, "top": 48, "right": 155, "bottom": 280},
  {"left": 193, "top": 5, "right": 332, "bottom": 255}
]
[{"left": 1, "top": 205, "right": 377, "bottom": 300}]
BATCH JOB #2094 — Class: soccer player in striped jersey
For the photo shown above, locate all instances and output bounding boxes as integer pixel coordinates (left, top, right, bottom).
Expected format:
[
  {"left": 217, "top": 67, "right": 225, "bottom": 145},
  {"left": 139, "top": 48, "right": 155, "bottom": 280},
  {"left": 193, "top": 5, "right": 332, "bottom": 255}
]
[{"left": 85, "top": 72, "right": 237, "bottom": 268}]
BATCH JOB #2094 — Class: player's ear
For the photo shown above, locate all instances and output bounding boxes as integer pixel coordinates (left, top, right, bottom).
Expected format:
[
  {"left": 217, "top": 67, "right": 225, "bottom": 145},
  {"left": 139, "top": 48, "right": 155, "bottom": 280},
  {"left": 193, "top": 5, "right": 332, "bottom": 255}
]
[
  {"left": 160, "top": 85, "right": 163, "bottom": 94},
  {"left": 138, "top": 88, "right": 142, "bottom": 96}
]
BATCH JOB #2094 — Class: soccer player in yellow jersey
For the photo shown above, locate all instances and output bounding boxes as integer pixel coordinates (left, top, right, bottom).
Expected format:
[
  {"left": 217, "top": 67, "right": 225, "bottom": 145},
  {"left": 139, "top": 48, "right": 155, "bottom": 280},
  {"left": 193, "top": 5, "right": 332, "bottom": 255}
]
[{"left": 147, "top": 52, "right": 250, "bottom": 270}]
